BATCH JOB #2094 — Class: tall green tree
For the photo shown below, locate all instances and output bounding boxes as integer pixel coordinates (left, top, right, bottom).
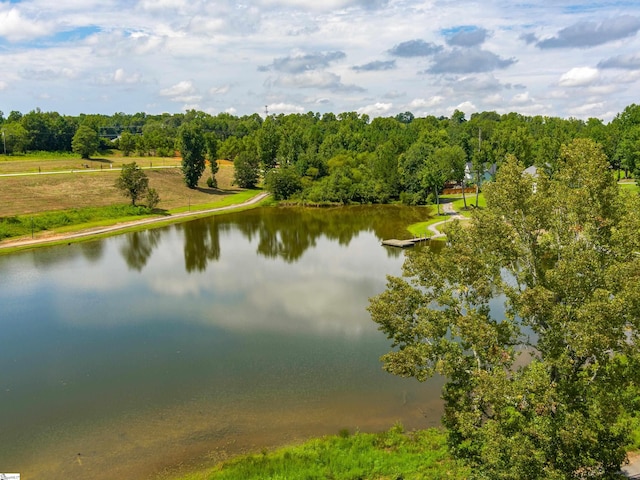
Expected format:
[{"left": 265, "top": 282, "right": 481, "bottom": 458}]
[
  {"left": 233, "top": 151, "right": 260, "bottom": 188},
  {"left": 205, "top": 132, "right": 219, "bottom": 188},
  {"left": 1, "top": 122, "right": 29, "bottom": 154},
  {"left": 72, "top": 125, "right": 100, "bottom": 159},
  {"left": 118, "top": 131, "right": 137, "bottom": 156},
  {"left": 115, "top": 162, "right": 149, "bottom": 206},
  {"left": 369, "top": 138, "right": 640, "bottom": 479},
  {"left": 257, "top": 117, "right": 280, "bottom": 175},
  {"left": 177, "top": 123, "right": 207, "bottom": 189}
]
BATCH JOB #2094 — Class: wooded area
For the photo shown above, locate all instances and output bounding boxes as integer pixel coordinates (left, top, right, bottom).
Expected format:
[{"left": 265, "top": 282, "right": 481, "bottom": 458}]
[{"left": 1, "top": 105, "right": 639, "bottom": 205}]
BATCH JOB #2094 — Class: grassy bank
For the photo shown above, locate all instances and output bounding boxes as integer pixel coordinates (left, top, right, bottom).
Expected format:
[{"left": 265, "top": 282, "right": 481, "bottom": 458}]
[
  {"left": 174, "top": 425, "right": 469, "bottom": 480},
  {"left": 0, "top": 153, "right": 268, "bottom": 248},
  {"left": 405, "top": 193, "right": 485, "bottom": 237},
  {"left": 0, "top": 204, "right": 157, "bottom": 240}
]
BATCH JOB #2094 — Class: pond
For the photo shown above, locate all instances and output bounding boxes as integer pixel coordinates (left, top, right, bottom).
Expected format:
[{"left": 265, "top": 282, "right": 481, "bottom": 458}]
[{"left": 0, "top": 205, "right": 445, "bottom": 480}]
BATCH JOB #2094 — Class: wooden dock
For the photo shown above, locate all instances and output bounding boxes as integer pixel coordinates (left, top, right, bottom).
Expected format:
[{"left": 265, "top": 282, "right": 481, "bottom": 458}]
[{"left": 381, "top": 237, "right": 429, "bottom": 248}]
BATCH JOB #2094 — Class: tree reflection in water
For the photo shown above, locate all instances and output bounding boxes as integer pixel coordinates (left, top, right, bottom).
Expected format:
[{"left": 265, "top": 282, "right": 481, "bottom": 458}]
[
  {"left": 119, "top": 205, "right": 433, "bottom": 272},
  {"left": 120, "top": 229, "right": 161, "bottom": 271}
]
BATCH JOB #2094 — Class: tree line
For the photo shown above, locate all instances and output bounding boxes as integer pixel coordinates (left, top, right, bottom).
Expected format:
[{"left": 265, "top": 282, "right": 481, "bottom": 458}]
[{"left": 2, "top": 105, "right": 640, "bottom": 202}]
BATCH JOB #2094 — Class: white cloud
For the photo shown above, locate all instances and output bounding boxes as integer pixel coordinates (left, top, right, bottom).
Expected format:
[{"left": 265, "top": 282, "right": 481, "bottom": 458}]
[
  {"left": 95, "top": 68, "right": 142, "bottom": 85},
  {"left": 559, "top": 67, "right": 599, "bottom": 87},
  {"left": 256, "top": 0, "right": 385, "bottom": 10},
  {"left": 357, "top": 102, "right": 393, "bottom": 116},
  {"left": 159, "top": 80, "right": 201, "bottom": 103},
  {"left": 267, "top": 102, "right": 305, "bottom": 114},
  {"left": 409, "top": 96, "right": 444, "bottom": 108},
  {"left": 568, "top": 102, "right": 606, "bottom": 116},
  {"left": 181, "top": 103, "right": 201, "bottom": 111},
  {"left": 0, "top": 6, "right": 55, "bottom": 41},
  {"left": 450, "top": 101, "right": 477, "bottom": 116},
  {"left": 160, "top": 81, "right": 195, "bottom": 96},
  {"left": 138, "top": 0, "right": 190, "bottom": 12},
  {"left": 274, "top": 71, "right": 362, "bottom": 92},
  {"left": 511, "top": 92, "right": 531, "bottom": 104},
  {"left": 0, "top": 81, "right": 8, "bottom": 91},
  {"left": 484, "top": 93, "right": 503, "bottom": 105},
  {"left": 210, "top": 85, "right": 230, "bottom": 95},
  {"left": 2, "top": 0, "right": 640, "bottom": 119}
]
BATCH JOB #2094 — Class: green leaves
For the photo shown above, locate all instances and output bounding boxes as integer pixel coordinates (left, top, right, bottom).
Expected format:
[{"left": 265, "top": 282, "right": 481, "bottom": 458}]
[
  {"left": 114, "top": 162, "right": 149, "bottom": 206},
  {"left": 71, "top": 125, "right": 100, "bottom": 159},
  {"left": 369, "top": 138, "right": 640, "bottom": 478},
  {"left": 177, "top": 123, "right": 207, "bottom": 189}
]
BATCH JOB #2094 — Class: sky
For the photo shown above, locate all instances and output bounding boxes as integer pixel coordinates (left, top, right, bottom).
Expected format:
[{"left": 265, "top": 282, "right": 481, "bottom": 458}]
[{"left": 1, "top": 0, "right": 640, "bottom": 121}]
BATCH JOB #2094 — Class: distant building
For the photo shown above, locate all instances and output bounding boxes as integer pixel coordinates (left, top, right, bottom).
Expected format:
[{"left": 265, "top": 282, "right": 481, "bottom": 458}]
[
  {"left": 522, "top": 165, "right": 539, "bottom": 192},
  {"left": 464, "top": 162, "right": 497, "bottom": 183}
]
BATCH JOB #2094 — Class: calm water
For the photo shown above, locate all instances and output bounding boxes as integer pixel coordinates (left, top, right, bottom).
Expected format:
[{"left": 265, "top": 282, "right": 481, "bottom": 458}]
[{"left": 0, "top": 205, "right": 445, "bottom": 479}]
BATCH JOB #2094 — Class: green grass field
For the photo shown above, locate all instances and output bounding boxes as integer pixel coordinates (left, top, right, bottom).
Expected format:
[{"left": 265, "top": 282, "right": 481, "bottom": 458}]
[
  {"left": 176, "top": 425, "right": 469, "bottom": 480},
  {"left": 619, "top": 182, "right": 640, "bottom": 194}
]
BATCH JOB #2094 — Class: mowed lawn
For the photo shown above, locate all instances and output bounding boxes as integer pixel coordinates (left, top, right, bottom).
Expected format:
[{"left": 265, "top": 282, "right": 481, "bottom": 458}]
[{"left": 0, "top": 157, "right": 240, "bottom": 217}]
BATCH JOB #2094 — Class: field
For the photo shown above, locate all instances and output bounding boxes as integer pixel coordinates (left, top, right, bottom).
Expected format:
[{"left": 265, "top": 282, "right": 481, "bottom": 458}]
[{"left": 0, "top": 155, "right": 238, "bottom": 217}]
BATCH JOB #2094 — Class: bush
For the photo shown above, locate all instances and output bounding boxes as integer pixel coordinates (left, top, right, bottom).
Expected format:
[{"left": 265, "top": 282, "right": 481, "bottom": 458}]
[
  {"left": 265, "top": 167, "right": 303, "bottom": 200},
  {"left": 145, "top": 188, "right": 160, "bottom": 209}
]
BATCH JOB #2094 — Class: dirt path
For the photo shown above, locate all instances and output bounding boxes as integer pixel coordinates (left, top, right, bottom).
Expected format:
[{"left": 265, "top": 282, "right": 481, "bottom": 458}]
[
  {"left": 0, "top": 191, "right": 270, "bottom": 251},
  {"left": 427, "top": 200, "right": 467, "bottom": 239}
]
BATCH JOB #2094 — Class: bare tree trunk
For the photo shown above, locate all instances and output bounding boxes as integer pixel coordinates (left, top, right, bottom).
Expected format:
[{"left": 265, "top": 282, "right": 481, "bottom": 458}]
[{"left": 462, "top": 177, "right": 467, "bottom": 209}]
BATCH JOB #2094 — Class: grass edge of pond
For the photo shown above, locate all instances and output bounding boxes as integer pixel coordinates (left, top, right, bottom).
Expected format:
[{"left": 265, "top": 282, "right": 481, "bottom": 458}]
[
  {"left": 0, "top": 190, "right": 267, "bottom": 255},
  {"left": 168, "top": 425, "right": 470, "bottom": 480}
]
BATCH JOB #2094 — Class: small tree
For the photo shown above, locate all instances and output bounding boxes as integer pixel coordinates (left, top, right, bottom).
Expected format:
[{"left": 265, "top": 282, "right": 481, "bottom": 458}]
[
  {"left": 72, "top": 125, "right": 100, "bottom": 159},
  {"left": 177, "top": 123, "right": 206, "bottom": 189},
  {"left": 145, "top": 187, "right": 160, "bottom": 209},
  {"left": 205, "top": 133, "right": 219, "bottom": 188},
  {"left": 115, "top": 162, "right": 149, "bottom": 206}
]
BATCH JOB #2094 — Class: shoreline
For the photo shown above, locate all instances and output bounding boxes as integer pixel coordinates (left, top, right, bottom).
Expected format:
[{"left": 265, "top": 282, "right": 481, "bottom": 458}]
[{"left": 0, "top": 191, "right": 270, "bottom": 254}]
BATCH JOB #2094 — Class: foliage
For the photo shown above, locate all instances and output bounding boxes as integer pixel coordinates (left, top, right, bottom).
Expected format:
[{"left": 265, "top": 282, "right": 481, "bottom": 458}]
[
  {"left": 0, "top": 205, "right": 154, "bottom": 240},
  {"left": 369, "top": 139, "right": 640, "bottom": 479},
  {"left": 4, "top": 104, "right": 640, "bottom": 206},
  {"left": 257, "top": 117, "right": 280, "bottom": 175},
  {"left": 233, "top": 151, "right": 260, "bottom": 188},
  {"left": 178, "top": 426, "right": 468, "bottom": 480},
  {"left": 115, "top": 162, "right": 150, "bottom": 206},
  {"left": 264, "top": 167, "right": 303, "bottom": 200},
  {"left": 145, "top": 187, "right": 160, "bottom": 209},
  {"left": 118, "top": 131, "right": 137, "bottom": 156},
  {"left": 1, "top": 122, "right": 29, "bottom": 154},
  {"left": 206, "top": 133, "right": 219, "bottom": 188},
  {"left": 71, "top": 125, "right": 100, "bottom": 159},
  {"left": 178, "top": 123, "right": 207, "bottom": 189}
]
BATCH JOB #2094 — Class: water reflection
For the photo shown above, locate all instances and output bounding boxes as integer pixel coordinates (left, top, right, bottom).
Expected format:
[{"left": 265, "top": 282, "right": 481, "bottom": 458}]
[
  {"left": 120, "top": 229, "right": 161, "bottom": 271},
  {"left": 180, "top": 220, "right": 221, "bottom": 272},
  {"left": 121, "top": 205, "right": 429, "bottom": 272},
  {"left": 0, "top": 204, "right": 441, "bottom": 480}
]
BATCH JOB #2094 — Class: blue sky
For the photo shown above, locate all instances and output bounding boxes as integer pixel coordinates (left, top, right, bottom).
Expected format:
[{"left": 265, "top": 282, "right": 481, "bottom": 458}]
[{"left": 1, "top": 0, "right": 640, "bottom": 121}]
